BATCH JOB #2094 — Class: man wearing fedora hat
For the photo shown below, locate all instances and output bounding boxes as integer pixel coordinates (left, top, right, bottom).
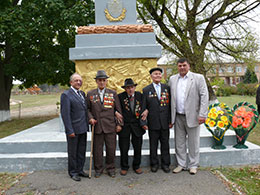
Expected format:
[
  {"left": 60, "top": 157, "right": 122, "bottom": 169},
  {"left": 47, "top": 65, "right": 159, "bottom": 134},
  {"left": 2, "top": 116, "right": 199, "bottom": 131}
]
[
  {"left": 118, "top": 78, "right": 146, "bottom": 176},
  {"left": 142, "top": 67, "right": 172, "bottom": 173},
  {"left": 86, "top": 70, "right": 123, "bottom": 178}
]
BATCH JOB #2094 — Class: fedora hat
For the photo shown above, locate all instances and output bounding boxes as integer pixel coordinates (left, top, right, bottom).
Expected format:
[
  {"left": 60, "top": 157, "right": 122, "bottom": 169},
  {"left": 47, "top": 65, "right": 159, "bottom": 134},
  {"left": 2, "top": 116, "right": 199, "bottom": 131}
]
[
  {"left": 94, "top": 70, "right": 109, "bottom": 79},
  {"left": 121, "top": 78, "right": 137, "bottom": 89},
  {"left": 149, "top": 67, "right": 163, "bottom": 74}
]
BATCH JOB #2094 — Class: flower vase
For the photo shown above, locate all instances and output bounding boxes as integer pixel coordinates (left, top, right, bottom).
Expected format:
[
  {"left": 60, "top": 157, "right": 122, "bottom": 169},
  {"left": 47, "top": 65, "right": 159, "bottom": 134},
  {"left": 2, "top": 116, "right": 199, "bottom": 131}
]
[
  {"left": 212, "top": 136, "right": 226, "bottom": 149},
  {"left": 233, "top": 128, "right": 249, "bottom": 149}
]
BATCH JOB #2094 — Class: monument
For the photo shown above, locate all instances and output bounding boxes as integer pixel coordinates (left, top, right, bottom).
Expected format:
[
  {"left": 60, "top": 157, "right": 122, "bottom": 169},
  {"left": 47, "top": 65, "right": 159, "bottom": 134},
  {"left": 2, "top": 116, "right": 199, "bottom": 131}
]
[{"left": 69, "top": 0, "right": 161, "bottom": 93}]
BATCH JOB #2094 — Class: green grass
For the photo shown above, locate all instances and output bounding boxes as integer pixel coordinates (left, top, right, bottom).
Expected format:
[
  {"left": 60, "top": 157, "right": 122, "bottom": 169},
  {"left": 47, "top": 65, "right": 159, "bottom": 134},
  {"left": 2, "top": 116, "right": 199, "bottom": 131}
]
[
  {"left": 213, "top": 166, "right": 260, "bottom": 195},
  {"left": 0, "top": 115, "right": 58, "bottom": 139},
  {"left": 217, "top": 95, "right": 260, "bottom": 146},
  {"left": 10, "top": 93, "right": 61, "bottom": 109}
]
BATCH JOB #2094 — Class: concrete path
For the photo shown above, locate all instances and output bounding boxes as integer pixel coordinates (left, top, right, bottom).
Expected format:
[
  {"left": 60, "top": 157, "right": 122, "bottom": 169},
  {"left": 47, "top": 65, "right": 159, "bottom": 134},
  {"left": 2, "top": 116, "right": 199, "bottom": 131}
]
[{"left": 6, "top": 168, "right": 232, "bottom": 195}]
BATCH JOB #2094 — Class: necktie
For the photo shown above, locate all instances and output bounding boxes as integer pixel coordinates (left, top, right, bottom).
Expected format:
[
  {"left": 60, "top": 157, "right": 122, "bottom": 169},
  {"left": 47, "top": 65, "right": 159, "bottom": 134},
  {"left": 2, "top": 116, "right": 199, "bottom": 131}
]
[
  {"left": 129, "top": 95, "right": 134, "bottom": 113},
  {"left": 99, "top": 92, "right": 103, "bottom": 103},
  {"left": 156, "top": 84, "right": 161, "bottom": 100},
  {"left": 77, "top": 91, "right": 85, "bottom": 105}
]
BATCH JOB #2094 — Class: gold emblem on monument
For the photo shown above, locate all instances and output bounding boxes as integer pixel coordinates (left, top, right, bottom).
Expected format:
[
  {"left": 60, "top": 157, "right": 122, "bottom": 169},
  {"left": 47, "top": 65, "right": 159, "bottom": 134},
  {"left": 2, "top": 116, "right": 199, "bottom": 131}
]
[{"left": 105, "top": 0, "right": 126, "bottom": 22}]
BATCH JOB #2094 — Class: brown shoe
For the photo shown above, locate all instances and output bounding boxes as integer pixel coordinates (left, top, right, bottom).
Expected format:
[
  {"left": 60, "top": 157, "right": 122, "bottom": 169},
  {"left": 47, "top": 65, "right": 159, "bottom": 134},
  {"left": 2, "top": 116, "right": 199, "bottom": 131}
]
[
  {"left": 120, "top": 170, "right": 128, "bottom": 176},
  {"left": 134, "top": 168, "right": 143, "bottom": 174}
]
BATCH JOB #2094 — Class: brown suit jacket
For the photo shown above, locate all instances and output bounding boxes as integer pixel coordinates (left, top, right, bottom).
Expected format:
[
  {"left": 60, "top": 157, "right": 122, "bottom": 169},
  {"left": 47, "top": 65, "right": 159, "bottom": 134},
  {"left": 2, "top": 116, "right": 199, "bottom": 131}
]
[{"left": 86, "top": 88, "right": 123, "bottom": 134}]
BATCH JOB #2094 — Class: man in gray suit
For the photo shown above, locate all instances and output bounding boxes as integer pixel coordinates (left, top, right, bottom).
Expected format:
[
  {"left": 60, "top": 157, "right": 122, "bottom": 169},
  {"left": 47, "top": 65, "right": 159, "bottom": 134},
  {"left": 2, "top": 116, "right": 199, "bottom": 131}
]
[
  {"left": 61, "top": 73, "right": 89, "bottom": 181},
  {"left": 168, "top": 58, "right": 209, "bottom": 175}
]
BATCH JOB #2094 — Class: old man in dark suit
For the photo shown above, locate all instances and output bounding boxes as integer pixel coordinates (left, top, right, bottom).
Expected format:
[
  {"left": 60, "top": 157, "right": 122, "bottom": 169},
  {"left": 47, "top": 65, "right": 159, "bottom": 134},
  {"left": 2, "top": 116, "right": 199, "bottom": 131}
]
[
  {"left": 118, "top": 78, "right": 146, "bottom": 176},
  {"left": 60, "top": 73, "right": 89, "bottom": 182},
  {"left": 142, "top": 67, "right": 172, "bottom": 173},
  {"left": 86, "top": 70, "right": 123, "bottom": 178}
]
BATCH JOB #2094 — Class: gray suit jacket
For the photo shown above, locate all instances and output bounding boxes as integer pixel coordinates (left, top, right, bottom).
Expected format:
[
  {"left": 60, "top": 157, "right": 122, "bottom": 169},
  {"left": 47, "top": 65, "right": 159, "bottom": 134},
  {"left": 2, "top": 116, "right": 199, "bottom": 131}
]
[
  {"left": 60, "top": 88, "right": 89, "bottom": 135},
  {"left": 168, "top": 71, "right": 209, "bottom": 128}
]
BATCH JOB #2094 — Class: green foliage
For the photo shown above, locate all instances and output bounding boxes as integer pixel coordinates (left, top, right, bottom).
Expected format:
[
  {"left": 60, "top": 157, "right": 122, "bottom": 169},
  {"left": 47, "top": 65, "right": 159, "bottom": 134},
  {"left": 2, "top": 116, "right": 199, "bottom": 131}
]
[
  {"left": 216, "top": 85, "right": 231, "bottom": 97},
  {"left": 236, "top": 83, "right": 257, "bottom": 96},
  {"left": 210, "top": 78, "right": 224, "bottom": 87},
  {"left": 0, "top": 0, "right": 95, "bottom": 87},
  {"left": 243, "top": 69, "right": 258, "bottom": 84}
]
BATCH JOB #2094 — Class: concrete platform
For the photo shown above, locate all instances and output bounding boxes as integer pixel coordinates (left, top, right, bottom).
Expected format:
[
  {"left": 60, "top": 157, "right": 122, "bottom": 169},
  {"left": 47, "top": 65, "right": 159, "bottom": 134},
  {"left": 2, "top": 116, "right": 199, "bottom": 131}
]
[{"left": 0, "top": 118, "right": 259, "bottom": 172}]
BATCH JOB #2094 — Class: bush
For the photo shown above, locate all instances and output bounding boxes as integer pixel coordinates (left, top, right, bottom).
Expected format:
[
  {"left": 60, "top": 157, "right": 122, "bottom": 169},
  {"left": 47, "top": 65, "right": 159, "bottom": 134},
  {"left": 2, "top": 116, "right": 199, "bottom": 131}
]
[
  {"left": 216, "top": 85, "right": 231, "bottom": 96},
  {"left": 230, "top": 86, "right": 238, "bottom": 95},
  {"left": 236, "top": 83, "right": 257, "bottom": 96}
]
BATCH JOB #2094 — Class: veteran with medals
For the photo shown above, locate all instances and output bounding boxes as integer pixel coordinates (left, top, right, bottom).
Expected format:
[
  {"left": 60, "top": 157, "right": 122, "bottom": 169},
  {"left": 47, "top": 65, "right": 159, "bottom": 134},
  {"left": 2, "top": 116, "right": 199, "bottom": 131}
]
[
  {"left": 118, "top": 78, "right": 146, "bottom": 176},
  {"left": 86, "top": 70, "right": 123, "bottom": 178},
  {"left": 142, "top": 67, "right": 172, "bottom": 173}
]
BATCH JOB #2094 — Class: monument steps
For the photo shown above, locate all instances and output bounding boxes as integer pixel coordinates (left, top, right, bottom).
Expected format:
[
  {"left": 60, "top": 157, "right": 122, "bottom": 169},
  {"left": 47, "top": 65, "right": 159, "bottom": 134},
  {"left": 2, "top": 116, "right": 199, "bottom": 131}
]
[{"left": 0, "top": 118, "right": 259, "bottom": 172}]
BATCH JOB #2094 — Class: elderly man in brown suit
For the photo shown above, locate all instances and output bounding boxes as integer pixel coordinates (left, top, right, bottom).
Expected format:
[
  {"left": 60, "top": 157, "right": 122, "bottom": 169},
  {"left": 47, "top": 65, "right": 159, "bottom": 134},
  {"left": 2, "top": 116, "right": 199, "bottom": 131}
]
[{"left": 86, "top": 70, "right": 123, "bottom": 178}]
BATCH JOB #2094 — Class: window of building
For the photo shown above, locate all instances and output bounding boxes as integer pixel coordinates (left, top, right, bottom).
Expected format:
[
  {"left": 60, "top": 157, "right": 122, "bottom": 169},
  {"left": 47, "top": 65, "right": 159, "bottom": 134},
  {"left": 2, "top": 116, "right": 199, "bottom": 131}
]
[
  {"left": 236, "top": 66, "right": 242, "bottom": 73},
  {"left": 227, "top": 66, "right": 233, "bottom": 73}
]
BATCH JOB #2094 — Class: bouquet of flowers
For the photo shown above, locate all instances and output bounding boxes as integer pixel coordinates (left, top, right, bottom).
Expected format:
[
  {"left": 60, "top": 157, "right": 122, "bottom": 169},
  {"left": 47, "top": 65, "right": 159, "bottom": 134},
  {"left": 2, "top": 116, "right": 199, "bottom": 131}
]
[
  {"left": 205, "top": 103, "right": 232, "bottom": 149},
  {"left": 231, "top": 102, "right": 259, "bottom": 149}
]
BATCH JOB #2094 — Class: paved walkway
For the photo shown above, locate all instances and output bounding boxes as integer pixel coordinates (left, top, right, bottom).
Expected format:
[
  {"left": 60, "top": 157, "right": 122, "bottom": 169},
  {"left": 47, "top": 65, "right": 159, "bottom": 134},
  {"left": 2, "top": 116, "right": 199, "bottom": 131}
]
[{"left": 6, "top": 168, "right": 232, "bottom": 195}]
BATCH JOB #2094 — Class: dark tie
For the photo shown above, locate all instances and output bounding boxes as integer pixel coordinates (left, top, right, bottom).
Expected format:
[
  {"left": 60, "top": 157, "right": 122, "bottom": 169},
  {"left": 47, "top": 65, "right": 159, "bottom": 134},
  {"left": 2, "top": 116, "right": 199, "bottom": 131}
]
[
  {"left": 129, "top": 95, "right": 134, "bottom": 113},
  {"left": 77, "top": 91, "right": 85, "bottom": 105}
]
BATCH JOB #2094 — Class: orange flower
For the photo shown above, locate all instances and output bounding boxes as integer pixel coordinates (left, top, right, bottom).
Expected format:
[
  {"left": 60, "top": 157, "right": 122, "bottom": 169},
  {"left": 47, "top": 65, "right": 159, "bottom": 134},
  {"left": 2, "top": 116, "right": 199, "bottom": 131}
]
[
  {"left": 246, "top": 111, "right": 254, "bottom": 118},
  {"left": 232, "top": 121, "right": 238, "bottom": 128},
  {"left": 236, "top": 118, "right": 243, "bottom": 125},
  {"left": 244, "top": 117, "right": 252, "bottom": 123},
  {"left": 242, "top": 121, "right": 250, "bottom": 128}
]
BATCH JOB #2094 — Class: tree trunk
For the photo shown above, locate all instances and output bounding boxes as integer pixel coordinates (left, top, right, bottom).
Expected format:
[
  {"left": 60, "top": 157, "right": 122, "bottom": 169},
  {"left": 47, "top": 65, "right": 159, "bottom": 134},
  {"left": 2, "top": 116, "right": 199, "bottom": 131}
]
[{"left": 0, "top": 62, "right": 13, "bottom": 122}]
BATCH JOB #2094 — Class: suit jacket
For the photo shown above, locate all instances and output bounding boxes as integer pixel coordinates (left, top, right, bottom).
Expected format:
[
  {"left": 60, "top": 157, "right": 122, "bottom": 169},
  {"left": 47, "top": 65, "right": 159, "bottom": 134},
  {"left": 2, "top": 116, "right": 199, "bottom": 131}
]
[
  {"left": 118, "top": 91, "right": 145, "bottom": 137},
  {"left": 168, "top": 71, "right": 209, "bottom": 128},
  {"left": 86, "top": 88, "right": 123, "bottom": 134},
  {"left": 60, "top": 88, "right": 89, "bottom": 135},
  {"left": 142, "top": 83, "right": 171, "bottom": 130},
  {"left": 256, "top": 85, "right": 260, "bottom": 106}
]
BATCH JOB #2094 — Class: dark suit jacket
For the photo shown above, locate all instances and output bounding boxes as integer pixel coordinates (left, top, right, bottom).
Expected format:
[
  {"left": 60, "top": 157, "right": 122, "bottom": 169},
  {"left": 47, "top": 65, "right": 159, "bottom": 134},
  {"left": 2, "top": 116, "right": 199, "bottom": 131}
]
[
  {"left": 86, "top": 88, "right": 123, "bottom": 134},
  {"left": 60, "top": 88, "right": 89, "bottom": 135},
  {"left": 118, "top": 91, "right": 145, "bottom": 137},
  {"left": 142, "top": 83, "right": 171, "bottom": 130}
]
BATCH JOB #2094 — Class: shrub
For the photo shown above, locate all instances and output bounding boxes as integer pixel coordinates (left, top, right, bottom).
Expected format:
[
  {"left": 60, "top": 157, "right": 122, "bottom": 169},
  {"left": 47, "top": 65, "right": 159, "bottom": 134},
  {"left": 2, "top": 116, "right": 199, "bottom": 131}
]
[
  {"left": 216, "top": 85, "right": 231, "bottom": 96},
  {"left": 236, "top": 83, "right": 257, "bottom": 96}
]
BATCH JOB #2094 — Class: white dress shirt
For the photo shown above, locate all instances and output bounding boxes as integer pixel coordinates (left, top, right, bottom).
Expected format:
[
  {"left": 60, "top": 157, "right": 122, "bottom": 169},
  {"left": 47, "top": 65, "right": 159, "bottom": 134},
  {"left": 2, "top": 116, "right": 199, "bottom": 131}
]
[
  {"left": 98, "top": 88, "right": 105, "bottom": 102},
  {"left": 153, "top": 82, "right": 161, "bottom": 100},
  {"left": 176, "top": 72, "right": 189, "bottom": 114}
]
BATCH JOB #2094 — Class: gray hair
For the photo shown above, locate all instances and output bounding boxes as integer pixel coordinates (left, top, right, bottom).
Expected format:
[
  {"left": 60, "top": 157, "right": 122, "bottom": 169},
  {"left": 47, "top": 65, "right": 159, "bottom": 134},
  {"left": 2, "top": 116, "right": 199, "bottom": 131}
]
[{"left": 70, "top": 73, "right": 82, "bottom": 82}]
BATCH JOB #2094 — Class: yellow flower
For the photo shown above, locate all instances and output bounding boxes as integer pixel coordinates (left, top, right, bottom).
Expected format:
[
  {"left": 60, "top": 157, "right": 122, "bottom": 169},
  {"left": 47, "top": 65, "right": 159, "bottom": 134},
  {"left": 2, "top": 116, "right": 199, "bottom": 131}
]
[
  {"left": 220, "top": 116, "right": 228, "bottom": 122},
  {"left": 217, "top": 110, "right": 224, "bottom": 115},
  {"left": 224, "top": 120, "right": 229, "bottom": 125},
  {"left": 211, "top": 112, "right": 218, "bottom": 119},
  {"left": 209, "top": 120, "right": 216, "bottom": 127},
  {"left": 208, "top": 112, "right": 213, "bottom": 118},
  {"left": 205, "top": 118, "right": 210, "bottom": 125},
  {"left": 217, "top": 121, "right": 225, "bottom": 128},
  {"left": 210, "top": 108, "right": 217, "bottom": 113}
]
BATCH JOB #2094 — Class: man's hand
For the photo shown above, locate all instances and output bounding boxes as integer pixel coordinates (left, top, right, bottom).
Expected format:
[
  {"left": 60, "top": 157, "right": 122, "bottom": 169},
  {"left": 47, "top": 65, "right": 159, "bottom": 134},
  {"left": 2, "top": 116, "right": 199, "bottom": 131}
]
[
  {"left": 115, "top": 111, "right": 123, "bottom": 124},
  {"left": 142, "top": 125, "right": 148, "bottom": 130},
  {"left": 141, "top": 109, "right": 148, "bottom": 120},
  {"left": 116, "top": 125, "right": 122, "bottom": 133},
  {"left": 169, "top": 123, "right": 173, "bottom": 128},
  {"left": 198, "top": 117, "right": 206, "bottom": 124},
  {"left": 89, "top": 118, "right": 97, "bottom": 125},
  {"left": 68, "top": 133, "right": 75, "bottom": 137}
]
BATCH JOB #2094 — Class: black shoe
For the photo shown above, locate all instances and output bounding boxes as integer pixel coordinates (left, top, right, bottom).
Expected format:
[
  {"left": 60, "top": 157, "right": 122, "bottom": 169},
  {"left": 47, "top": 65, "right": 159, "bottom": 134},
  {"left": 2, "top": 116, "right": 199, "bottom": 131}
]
[
  {"left": 95, "top": 172, "right": 101, "bottom": 178},
  {"left": 151, "top": 166, "right": 159, "bottom": 173},
  {"left": 71, "top": 175, "right": 81, "bottom": 182},
  {"left": 79, "top": 171, "right": 89, "bottom": 177},
  {"left": 108, "top": 171, "right": 116, "bottom": 178},
  {"left": 162, "top": 166, "right": 170, "bottom": 173}
]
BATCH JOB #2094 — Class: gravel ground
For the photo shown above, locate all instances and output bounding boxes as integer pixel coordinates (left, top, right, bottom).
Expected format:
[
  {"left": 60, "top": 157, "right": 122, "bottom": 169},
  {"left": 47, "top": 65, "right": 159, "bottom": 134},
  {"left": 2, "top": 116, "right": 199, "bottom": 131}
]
[{"left": 6, "top": 168, "right": 232, "bottom": 195}]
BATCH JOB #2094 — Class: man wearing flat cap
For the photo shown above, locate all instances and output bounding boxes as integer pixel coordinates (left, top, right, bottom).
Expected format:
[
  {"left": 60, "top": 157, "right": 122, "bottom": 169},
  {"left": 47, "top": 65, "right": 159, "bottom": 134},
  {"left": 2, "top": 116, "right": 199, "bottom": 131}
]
[
  {"left": 118, "top": 78, "right": 146, "bottom": 176},
  {"left": 86, "top": 70, "right": 123, "bottom": 178},
  {"left": 142, "top": 67, "right": 172, "bottom": 173}
]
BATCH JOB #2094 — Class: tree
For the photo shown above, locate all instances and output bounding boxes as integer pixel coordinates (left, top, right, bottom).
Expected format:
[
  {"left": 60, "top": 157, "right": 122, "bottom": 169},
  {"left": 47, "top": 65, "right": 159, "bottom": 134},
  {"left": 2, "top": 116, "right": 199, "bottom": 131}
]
[
  {"left": 0, "top": 0, "right": 95, "bottom": 121},
  {"left": 137, "top": 0, "right": 260, "bottom": 100},
  {"left": 243, "top": 69, "right": 258, "bottom": 83}
]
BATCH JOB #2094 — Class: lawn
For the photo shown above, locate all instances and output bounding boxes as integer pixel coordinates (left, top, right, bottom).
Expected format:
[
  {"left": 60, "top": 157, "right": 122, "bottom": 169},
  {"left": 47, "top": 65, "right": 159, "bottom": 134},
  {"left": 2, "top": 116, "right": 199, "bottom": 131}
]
[{"left": 10, "top": 93, "right": 61, "bottom": 110}]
